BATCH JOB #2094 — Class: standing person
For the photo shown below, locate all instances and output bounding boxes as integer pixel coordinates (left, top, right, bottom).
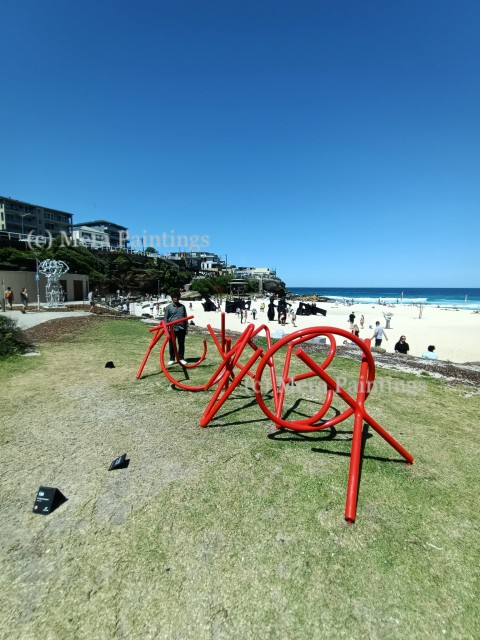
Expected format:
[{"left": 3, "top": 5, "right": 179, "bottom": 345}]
[
  {"left": 5, "top": 287, "right": 14, "bottom": 310},
  {"left": 20, "top": 287, "right": 29, "bottom": 314},
  {"left": 352, "top": 323, "right": 360, "bottom": 337},
  {"left": 360, "top": 315, "right": 365, "bottom": 329},
  {"left": 371, "top": 321, "right": 388, "bottom": 347},
  {"left": 164, "top": 291, "right": 188, "bottom": 365},
  {"left": 394, "top": 335, "right": 410, "bottom": 354},
  {"left": 251, "top": 307, "right": 257, "bottom": 320},
  {"left": 290, "top": 309, "right": 297, "bottom": 327},
  {"left": 349, "top": 311, "right": 356, "bottom": 328}
]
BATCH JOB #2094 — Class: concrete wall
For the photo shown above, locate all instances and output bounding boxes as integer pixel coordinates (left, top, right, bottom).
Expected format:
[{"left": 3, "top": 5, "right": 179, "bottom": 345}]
[{"left": 1, "top": 270, "right": 89, "bottom": 305}]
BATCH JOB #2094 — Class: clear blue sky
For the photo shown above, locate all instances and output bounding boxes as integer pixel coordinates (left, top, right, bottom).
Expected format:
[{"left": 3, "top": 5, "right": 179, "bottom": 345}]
[{"left": 1, "top": 0, "right": 479, "bottom": 287}]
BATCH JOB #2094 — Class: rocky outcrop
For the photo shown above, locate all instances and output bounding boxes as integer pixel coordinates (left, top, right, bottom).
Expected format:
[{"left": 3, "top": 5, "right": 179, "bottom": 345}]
[
  {"left": 180, "top": 290, "right": 204, "bottom": 301},
  {"left": 263, "top": 278, "right": 286, "bottom": 295}
]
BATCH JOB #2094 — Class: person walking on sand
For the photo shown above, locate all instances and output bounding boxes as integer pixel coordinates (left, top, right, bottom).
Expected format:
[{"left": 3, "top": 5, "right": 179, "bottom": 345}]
[
  {"left": 5, "top": 287, "right": 14, "bottom": 310},
  {"left": 290, "top": 309, "right": 297, "bottom": 327},
  {"left": 164, "top": 291, "right": 188, "bottom": 365},
  {"left": 360, "top": 315, "right": 365, "bottom": 329},
  {"left": 20, "top": 287, "right": 29, "bottom": 314},
  {"left": 349, "top": 311, "right": 356, "bottom": 328},
  {"left": 371, "top": 321, "right": 388, "bottom": 347}
]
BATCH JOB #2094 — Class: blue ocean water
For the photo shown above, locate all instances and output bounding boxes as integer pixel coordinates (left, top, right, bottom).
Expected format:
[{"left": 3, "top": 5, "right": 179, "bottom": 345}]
[{"left": 287, "top": 287, "right": 480, "bottom": 310}]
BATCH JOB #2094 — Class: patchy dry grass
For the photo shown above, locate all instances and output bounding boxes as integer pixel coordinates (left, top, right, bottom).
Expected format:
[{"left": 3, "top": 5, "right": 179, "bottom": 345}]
[{"left": 0, "top": 318, "right": 479, "bottom": 639}]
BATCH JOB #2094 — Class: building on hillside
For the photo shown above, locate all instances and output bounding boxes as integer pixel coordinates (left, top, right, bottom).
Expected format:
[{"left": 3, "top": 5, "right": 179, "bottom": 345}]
[
  {"left": 73, "top": 220, "right": 128, "bottom": 248},
  {"left": 72, "top": 225, "right": 110, "bottom": 249},
  {"left": 167, "top": 251, "right": 227, "bottom": 273},
  {"left": 233, "top": 267, "right": 276, "bottom": 280},
  {"left": 0, "top": 196, "right": 73, "bottom": 238}
]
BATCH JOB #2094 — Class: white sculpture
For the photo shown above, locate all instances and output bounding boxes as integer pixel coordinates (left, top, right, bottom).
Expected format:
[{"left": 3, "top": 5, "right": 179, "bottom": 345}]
[{"left": 38, "top": 259, "right": 69, "bottom": 308}]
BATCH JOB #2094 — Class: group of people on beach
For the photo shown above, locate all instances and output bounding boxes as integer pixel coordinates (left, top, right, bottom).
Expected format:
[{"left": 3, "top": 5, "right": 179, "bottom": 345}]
[{"left": 348, "top": 310, "right": 438, "bottom": 359}]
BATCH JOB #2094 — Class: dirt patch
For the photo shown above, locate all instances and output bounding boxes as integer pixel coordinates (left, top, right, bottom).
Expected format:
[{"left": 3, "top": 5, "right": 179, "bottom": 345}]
[{"left": 21, "top": 315, "right": 114, "bottom": 344}]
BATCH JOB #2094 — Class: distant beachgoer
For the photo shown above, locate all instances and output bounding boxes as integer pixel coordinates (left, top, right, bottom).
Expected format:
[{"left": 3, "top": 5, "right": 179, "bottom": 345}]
[
  {"left": 251, "top": 307, "right": 257, "bottom": 320},
  {"left": 267, "top": 300, "right": 276, "bottom": 322},
  {"left": 394, "top": 335, "right": 409, "bottom": 354},
  {"left": 371, "top": 321, "right": 388, "bottom": 347},
  {"left": 243, "top": 309, "right": 248, "bottom": 323},
  {"left": 360, "top": 315, "right": 365, "bottom": 329},
  {"left": 352, "top": 324, "right": 360, "bottom": 337},
  {"left": 4, "top": 287, "right": 14, "bottom": 310},
  {"left": 20, "top": 288, "right": 29, "bottom": 314},
  {"left": 189, "top": 302, "right": 193, "bottom": 310},
  {"left": 290, "top": 309, "right": 296, "bottom": 327},
  {"left": 422, "top": 345, "right": 438, "bottom": 360},
  {"left": 236, "top": 307, "right": 241, "bottom": 320},
  {"left": 349, "top": 312, "right": 356, "bottom": 328}
]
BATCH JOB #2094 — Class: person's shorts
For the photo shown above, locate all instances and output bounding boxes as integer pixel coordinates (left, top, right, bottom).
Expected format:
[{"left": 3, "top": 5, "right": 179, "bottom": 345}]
[{"left": 375, "top": 339, "right": 382, "bottom": 347}]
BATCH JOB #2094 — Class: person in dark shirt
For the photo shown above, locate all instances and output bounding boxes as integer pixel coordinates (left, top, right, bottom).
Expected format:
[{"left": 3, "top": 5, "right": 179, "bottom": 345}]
[
  {"left": 394, "top": 335, "right": 409, "bottom": 354},
  {"left": 164, "top": 291, "right": 188, "bottom": 365}
]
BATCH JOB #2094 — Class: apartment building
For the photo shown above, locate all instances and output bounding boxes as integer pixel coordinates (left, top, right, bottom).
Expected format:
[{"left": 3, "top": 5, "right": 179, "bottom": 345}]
[{"left": 0, "top": 196, "right": 73, "bottom": 237}]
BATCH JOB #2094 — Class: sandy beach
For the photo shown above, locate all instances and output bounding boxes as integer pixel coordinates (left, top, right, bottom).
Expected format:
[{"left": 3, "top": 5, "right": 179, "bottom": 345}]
[
  {"left": 180, "top": 297, "right": 480, "bottom": 364},
  {"left": 4, "top": 296, "right": 479, "bottom": 364}
]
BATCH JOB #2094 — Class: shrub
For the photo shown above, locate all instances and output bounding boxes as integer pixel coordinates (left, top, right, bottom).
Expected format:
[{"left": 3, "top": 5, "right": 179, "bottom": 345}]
[{"left": 0, "top": 315, "right": 31, "bottom": 357}]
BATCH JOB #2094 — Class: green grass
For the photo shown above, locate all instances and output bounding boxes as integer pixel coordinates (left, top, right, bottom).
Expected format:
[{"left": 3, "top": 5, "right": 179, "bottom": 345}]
[{"left": 1, "top": 318, "right": 479, "bottom": 639}]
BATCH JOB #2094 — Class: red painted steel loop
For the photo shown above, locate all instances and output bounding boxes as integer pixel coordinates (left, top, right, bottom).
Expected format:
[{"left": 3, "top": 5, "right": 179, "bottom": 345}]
[
  {"left": 254, "top": 327, "right": 375, "bottom": 431},
  {"left": 136, "top": 314, "right": 414, "bottom": 523}
]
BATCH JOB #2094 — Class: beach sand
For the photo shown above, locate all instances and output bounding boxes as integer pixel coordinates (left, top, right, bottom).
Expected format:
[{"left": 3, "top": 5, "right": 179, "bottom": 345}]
[{"left": 181, "top": 297, "right": 480, "bottom": 364}]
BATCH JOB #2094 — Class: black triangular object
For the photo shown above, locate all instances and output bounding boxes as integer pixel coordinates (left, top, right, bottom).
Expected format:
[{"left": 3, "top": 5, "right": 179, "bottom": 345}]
[
  {"left": 109, "top": 453, "right": 128, "bottom": 470},
  {"left": 32, "top": 486, "right": 68, "bottom": 515}
]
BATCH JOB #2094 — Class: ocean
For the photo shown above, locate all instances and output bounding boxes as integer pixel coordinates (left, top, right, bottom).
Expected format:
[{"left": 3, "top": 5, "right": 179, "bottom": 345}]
[{"left": 287, "top": 287, "right": 480, "bottom": 311}]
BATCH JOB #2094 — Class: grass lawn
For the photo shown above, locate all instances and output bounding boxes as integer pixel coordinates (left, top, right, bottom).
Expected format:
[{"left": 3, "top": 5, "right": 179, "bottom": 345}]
[{"left": 0, "top": 318, "right": 478, "bottom": 639}]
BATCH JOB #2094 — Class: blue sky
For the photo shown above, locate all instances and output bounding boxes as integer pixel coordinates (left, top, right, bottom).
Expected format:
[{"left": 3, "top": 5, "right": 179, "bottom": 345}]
[{"left": 1, "top": 0, "right": 479, "bottom": 287}]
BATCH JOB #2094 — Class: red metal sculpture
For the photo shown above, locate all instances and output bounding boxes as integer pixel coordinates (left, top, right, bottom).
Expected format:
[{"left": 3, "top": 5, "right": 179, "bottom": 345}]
[{"left": 136, "top": 313, "right": 413, "bottom": 523}]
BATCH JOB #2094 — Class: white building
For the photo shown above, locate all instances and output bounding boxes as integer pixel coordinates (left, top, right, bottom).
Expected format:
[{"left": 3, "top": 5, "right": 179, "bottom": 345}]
[{"left": 72, "top": 225, "right": 110, "bottom": 249}]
